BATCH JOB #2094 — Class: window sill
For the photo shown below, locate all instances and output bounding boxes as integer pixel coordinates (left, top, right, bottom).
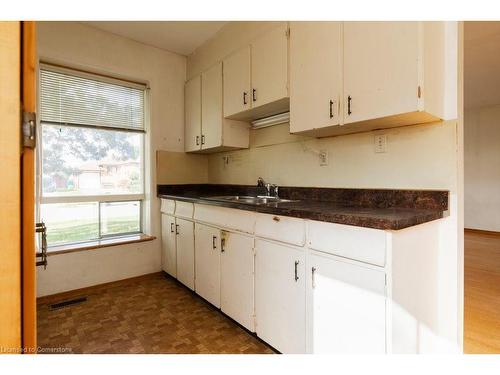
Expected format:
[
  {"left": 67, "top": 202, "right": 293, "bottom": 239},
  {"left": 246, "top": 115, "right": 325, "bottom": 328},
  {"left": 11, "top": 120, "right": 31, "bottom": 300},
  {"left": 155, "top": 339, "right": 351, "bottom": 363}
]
[{"left": 46, "top": 234, "right": 156, "bottom": 256}]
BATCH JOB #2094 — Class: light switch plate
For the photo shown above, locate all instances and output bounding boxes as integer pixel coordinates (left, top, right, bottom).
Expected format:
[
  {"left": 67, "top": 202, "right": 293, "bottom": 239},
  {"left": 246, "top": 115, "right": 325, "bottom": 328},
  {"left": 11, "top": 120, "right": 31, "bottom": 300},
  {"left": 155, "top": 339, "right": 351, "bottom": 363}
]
[{"left": 374, "top": 135, "right": 387, "bottom": 153}]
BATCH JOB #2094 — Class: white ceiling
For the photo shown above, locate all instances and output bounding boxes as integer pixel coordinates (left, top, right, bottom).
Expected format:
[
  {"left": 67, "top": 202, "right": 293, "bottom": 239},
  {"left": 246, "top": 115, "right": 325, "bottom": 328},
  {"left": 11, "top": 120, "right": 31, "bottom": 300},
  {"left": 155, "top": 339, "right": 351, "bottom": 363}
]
[
  {"left": 82, "top": 21, "right": 227, "bottom": 56},
  {"left": 464, "top": 21, "right": 500, "bottom": 109}
]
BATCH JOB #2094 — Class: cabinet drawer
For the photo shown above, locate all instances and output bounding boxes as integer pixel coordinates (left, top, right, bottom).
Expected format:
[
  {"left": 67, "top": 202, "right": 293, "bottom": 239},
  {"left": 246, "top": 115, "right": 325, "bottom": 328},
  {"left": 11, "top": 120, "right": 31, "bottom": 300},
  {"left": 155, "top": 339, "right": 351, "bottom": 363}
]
[
  {"left": 255, "top": 213, "right": 306, "bottom": 246},
  {"left": 160, "top": 199, "right": 175, "bottom": 215},
  {"left": 194, "top": 204, "right": 255, "bottom": 234},
  {"left": 175, "top": 201, "right": 194, "bottom": 219},
  {"left": 308, "top": 221, "right": 386, "bottom": 266}
]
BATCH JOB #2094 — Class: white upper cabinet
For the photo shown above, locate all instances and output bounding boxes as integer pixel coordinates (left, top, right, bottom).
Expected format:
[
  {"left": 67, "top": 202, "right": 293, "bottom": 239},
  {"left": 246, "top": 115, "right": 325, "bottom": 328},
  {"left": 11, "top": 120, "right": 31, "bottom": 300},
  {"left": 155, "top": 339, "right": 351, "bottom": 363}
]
[
  {"left": 290, "top": 22, "right": 342, "bottom": 133},
  {"left": 201, "top": 62, "right": 224, "bottom": 150},
  {"left": 289, "top": 21, "right": 456, "bottom": 137},
  {"left": 222, "top": 24, "right": 289, "bottom": 121},
  {"left": 250, "top": 25, "right": 289, "bottom": 110},
  {"left": 223, "top": 46, "right": 251, "bottom": 118},
  {"left": 184, "top": 75, "right": 201, "bottom": 152},
  {"left": 185, "top": 62, "right": 249, "bottom": 153},
  {"left": 343, "top": 22, "right": 420, "bottom": 125}
]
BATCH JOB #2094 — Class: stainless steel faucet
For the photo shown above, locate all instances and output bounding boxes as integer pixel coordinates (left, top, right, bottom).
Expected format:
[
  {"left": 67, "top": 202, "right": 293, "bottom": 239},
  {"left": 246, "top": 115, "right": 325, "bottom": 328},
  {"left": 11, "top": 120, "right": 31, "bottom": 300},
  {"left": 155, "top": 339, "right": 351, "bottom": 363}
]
[{"left": 257, "top": 177, "right": 279, "bottom": 198}]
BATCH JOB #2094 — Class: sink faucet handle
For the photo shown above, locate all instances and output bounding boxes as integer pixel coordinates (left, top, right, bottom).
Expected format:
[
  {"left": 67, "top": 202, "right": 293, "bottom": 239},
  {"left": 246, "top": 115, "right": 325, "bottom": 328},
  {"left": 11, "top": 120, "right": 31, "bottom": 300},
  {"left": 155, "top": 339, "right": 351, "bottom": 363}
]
[
  {"left": 273, "top": 185, "right": 279, "bottom": 198},
  {"left": 257, "top": 177, "right": 265, "bottom": 187},
  {"left": 265, "top": 183, "right": 271, "bottom": 196}
]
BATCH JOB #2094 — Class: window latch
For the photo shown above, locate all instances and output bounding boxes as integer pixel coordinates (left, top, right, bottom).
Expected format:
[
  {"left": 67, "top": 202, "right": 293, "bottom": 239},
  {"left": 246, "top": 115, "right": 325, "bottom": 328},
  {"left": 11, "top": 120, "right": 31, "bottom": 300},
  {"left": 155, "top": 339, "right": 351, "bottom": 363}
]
[
  {"left": 22, "top": 111, "right": 36, "bottom": 149},
  {"left": 36, "top": 222, "right": 48, "bottom": 269}
]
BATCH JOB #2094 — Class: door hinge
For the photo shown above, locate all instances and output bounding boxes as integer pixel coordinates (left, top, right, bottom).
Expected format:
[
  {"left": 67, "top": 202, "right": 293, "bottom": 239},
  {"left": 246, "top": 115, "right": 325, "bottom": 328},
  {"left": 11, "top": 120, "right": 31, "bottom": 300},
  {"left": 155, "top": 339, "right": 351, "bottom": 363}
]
[
  {"left": 22, "top": 111, "right": 36, "bottom": 148},
  {"left": 417, "top": 86, "right": 422, "bottom": 99}
]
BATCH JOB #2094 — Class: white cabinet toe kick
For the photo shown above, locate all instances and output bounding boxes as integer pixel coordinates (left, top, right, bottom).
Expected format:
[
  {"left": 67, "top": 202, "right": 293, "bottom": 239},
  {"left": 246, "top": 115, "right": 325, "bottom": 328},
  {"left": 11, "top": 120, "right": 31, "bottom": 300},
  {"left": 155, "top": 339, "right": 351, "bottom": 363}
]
[{"left": 160, "top": 199, "right": 451, "bottom": 354}]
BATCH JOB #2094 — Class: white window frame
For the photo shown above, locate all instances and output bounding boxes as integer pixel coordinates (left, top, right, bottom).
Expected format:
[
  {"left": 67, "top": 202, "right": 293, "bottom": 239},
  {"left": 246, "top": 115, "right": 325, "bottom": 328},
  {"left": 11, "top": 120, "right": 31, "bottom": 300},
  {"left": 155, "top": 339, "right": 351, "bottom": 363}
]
[{"left": 36, "top": 63, "right": 149, "bottom": 247}]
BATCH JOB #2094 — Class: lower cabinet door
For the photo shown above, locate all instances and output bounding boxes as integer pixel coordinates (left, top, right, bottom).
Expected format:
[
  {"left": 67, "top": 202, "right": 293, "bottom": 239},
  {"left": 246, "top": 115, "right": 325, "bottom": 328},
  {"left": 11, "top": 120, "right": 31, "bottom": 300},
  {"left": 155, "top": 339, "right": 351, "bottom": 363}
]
[
  {"left": 306, "top": 252, "right": 386, "bottom": 353},
  {"left": 220, "top": 231, "right": 255, "bottom": 332},
  {"left": 176, "top": 218, "right": 195, "bottom": 290},
  {"left": 195, "top": 223, "right": 221, "bottom": 308},
  {"left": 161, "top": 214, "right": 177, "bottom": 277},
  {"left": 255, "top": 239, "right": 306, "bottom": 353}
]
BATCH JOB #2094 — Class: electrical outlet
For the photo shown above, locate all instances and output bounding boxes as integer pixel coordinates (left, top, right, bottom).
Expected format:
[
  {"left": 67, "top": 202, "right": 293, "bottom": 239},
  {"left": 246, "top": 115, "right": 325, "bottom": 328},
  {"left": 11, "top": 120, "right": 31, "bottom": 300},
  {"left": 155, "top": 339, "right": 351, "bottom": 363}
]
[
  {"left": 374, "top": 135, "right": 387, "bottom": 153},
  {"left": 319, "top": 150, "right": 328, "bottom": 166}
]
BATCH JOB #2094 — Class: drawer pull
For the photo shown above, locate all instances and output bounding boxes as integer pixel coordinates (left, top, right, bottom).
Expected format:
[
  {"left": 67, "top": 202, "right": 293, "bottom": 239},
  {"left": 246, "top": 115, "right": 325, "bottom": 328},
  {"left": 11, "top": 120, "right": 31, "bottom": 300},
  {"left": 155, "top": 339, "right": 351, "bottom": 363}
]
[
  {"left": 175, "top": 224, "right": 179, "bottom": 235},
  {"left": 212, "top": 235, "right": 217, "bottom": 250},
  {"left": 294, "top": 260, "right": 299, "bottom": 282},
  {"left": 170, "top": 222, "right": 174, "bottom": 233},
  {"left": 272, "top": 216, "right": 280, "bottom": 222}
]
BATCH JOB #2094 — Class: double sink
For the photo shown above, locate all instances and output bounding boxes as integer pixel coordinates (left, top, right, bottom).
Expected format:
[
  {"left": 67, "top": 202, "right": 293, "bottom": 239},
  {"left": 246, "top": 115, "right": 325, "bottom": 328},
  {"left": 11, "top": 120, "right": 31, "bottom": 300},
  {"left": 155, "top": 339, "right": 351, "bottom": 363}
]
[{"left": 206, "top": 195, "right": 298, "bottom": 206}]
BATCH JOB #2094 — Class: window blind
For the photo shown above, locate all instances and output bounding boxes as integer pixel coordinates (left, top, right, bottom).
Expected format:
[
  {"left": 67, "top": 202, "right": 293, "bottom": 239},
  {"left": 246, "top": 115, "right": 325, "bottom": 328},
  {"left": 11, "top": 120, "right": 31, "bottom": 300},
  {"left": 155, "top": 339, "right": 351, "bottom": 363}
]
[{"left": 40, "top": 67, "right": 145, "bottom": 131}]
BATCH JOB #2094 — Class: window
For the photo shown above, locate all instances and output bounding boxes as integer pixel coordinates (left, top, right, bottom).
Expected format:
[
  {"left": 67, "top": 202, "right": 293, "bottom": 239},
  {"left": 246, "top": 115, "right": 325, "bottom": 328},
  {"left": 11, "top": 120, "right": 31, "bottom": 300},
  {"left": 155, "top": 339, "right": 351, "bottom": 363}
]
[{"left": 38, "top": 65, "right": 147, "bottom": 248}]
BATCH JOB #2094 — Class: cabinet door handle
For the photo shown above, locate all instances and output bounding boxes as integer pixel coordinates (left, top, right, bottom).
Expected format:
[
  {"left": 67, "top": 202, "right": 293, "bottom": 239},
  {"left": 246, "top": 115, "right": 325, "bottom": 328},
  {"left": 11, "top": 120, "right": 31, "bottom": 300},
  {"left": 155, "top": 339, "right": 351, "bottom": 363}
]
[
  {"left": 221, "top": 237, "right": 226, "bottom": 253},
  {"left": 212, "top": 235, "right": 217, "bottom": 250},
  {"left": 243, "top": 91, "right": 247, "bottom": 105},
  {"left": 252, "top": 88, "right": 257, "bottom": 102},
  {"left": 294, "top": 260, "right": 299, "bottom": 282},
  {"left": 329, "top": 100, "right": 334, "bottom": 119},
  {"left": 196, "top": 135, "right": 200, "bottom": 146},
  {"left": 175, "top": 224, "right": 179, "bottom": 235},
  {"left": 170, "top": 222, "right": 174, "bottom": 233},
  {"left": 312, "top": 267, "right": 317, "bottom": 289},
  {"left": 347, "top": 95, "right": 352, "bottom": 115},
  {"left": 201, "top": 134, "right": 205, "bottom": 145}
]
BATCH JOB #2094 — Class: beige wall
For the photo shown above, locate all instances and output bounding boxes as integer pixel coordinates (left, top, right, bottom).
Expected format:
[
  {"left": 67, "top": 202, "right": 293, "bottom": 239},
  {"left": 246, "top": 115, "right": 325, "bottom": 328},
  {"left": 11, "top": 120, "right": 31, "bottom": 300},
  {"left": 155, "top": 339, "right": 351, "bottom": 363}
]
[
  {"left": 182, "top": 21, "right": 461, "bottom": 351},
  {"left": 208, "top": 121, "right": 457, "bottom": 189},
  {"left": 187, "top": 21, "right": 285, "bottom": 81},
  {"left": 156, "top": 151, "right": 208, "bottom": 184},
  {"left": 464, "top": 104, "right": 500, "bottom": 231},
  {"left": 37, "top": 22, "right": 186, "bottom": 297}
]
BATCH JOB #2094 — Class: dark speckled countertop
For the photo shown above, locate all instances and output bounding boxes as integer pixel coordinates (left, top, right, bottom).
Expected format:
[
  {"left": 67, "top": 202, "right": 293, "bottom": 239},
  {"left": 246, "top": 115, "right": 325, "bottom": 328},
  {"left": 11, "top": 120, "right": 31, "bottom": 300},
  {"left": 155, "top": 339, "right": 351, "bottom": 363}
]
[{"left": 157, "top": 184, "right": 449, "bottom": 231}]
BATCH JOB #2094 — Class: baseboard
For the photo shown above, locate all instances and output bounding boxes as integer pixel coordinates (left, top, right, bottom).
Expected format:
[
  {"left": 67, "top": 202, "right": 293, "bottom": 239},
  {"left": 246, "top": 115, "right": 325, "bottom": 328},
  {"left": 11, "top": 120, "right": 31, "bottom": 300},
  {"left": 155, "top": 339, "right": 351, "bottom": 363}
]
[
  {"left": 36, "top": 272, "right": 163, "bottom": 305},
  {"left": 464, "top": 228, "right": 500, "bottom": 236}
]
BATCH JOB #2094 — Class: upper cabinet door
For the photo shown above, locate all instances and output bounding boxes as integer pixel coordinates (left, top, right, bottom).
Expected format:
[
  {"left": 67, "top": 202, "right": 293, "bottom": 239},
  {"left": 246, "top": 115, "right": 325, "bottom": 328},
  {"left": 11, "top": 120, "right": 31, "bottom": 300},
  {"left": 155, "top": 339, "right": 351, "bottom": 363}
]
[
  {"left": 201, "top": 62, "right": 223, "bottom": 150},
  {"left": 290, "top": 22, "right": 342, "bottom": 133},
  {"left": 343, "top": 22, "right": 420, "bottom": 124},
  {"left": 223, "top": 46, "right": 251, "bottom": 118},
  {"left": 251, "top": 25, "right": 289, "bottom": 109},
  {"left": 185, "top": 75, "right": 201, "bottom": 152}
]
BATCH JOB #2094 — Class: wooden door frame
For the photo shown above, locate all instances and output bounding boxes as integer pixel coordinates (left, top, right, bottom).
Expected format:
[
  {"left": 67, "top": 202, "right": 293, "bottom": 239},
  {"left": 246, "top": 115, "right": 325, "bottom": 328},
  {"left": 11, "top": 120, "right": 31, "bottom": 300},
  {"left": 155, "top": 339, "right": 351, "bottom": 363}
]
[
  {"left": 0, "top": 21, "right": 21, "bottom": 354},
  {"left": 21, "top": 20, "right": 37, "bottom": 353}
]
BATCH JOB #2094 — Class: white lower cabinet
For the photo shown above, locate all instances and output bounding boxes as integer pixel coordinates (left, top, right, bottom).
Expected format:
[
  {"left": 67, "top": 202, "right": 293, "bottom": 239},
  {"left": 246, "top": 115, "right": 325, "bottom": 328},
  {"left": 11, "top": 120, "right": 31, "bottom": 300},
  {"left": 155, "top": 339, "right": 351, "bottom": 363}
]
[
  {"left": 306, "top": 251, "right": 386, "bottom": 354},
  {"left": 175, "top": 218, "right": 195, "bottom": 290},
  {"left": 195, "top": 223, "right": 221, "bottom": 308},
  {"left": 161, "top": 214, "right": 177, "bottom": 277},
  {"left": 255, "top": 239, "right": 306, "bottom": 353},
  {"left": 220, "top": 230, "right": 255, "bottom": 332}
]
